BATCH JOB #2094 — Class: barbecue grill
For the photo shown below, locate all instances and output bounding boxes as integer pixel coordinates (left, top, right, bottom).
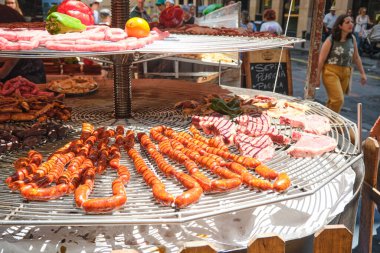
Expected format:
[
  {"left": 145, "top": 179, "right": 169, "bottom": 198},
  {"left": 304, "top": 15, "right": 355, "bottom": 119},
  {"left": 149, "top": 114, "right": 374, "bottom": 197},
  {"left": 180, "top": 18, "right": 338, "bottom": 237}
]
[{"left": 0, "top": 2, "right": 363, "bottom": 252}]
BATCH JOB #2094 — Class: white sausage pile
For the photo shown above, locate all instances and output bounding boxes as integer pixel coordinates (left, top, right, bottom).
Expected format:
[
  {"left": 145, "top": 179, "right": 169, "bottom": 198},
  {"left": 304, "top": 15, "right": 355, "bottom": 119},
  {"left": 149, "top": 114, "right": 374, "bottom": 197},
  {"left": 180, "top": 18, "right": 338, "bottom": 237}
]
[{"left": 0, "top": 26, "right": 170, "bottom": 51}]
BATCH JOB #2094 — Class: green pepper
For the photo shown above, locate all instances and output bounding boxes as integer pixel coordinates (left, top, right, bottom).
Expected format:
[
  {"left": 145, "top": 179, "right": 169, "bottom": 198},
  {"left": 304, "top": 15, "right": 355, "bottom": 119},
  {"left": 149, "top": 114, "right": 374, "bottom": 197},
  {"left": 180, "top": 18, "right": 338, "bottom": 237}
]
[
  {"left": 47, "top": 4, "right": 58, "bottom": 17},
  {"left": 210, "top": 98, "right": 242, "bottom": 118},
  {"left": 45, "top": 12, "right": 86, "bottom": 35},
  {"left": 226, "top": 97, "right": 241, "bottom": 109}
]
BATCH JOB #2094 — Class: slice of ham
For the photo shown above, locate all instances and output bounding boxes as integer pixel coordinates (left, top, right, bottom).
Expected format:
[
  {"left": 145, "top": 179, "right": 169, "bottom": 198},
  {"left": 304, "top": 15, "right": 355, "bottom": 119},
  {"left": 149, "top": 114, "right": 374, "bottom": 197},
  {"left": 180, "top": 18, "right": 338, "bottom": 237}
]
[
  {"left": 287, "top": 131, "right": 337, "bottom": 158},
  {"left": 235, "top": 114, "right": 290, "bottom": 145},
  {"left": 235, "top": 133, "right": 274, "bottom": 162},
  {"left": 280, "top": 114, "right": 331, "bottom": 135},
  {"left": 192, "top": 115, "right": 237, "bottom": 145},
  {"left": 235, "top": 114, "right": 271, "bottom": 126},
  {"left": 192, "top": 115, "right": 224, "bottom": 134}
]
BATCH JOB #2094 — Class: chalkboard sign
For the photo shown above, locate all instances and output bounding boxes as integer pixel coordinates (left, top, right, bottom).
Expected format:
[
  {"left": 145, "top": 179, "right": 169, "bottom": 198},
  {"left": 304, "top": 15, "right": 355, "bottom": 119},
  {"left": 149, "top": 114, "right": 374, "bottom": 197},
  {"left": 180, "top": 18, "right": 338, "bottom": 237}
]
[{"left": 243, "top": 49, "right": 293, "bottom": 95}]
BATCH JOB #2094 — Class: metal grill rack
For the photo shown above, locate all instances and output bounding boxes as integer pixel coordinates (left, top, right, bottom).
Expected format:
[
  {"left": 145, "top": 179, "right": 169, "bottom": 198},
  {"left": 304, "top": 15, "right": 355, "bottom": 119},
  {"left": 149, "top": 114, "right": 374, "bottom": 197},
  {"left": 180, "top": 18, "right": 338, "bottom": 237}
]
[
  {"left": 0, "top": 34, "right": 304, "bottom": 119},
  {"left": 0, "top": 97, "right": 362, "bottom": 226},
  {"left": 0, "top": 36, "right": 304, "bottom": 59}
]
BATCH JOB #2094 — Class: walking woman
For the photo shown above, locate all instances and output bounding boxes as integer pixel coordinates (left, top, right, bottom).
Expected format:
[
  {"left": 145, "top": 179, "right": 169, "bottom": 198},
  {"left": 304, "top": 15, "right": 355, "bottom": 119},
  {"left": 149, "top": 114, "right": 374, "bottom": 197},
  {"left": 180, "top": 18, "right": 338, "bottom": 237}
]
[
  {"left": 316, "top": 14, "right": 367, "bottom": 113},
  {"left": 354, "top": 7, "right": 372, "bottom": 55}
]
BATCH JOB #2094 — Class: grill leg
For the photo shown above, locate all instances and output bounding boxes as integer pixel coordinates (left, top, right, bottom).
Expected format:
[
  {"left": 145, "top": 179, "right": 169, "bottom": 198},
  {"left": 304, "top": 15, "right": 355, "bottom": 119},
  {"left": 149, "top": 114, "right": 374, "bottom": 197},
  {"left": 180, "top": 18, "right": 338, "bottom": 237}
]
[
  {"left": 113, "top": 55, "right": 133, "bottom": 118},
  {"left": 111, "top": 0, "right": 132, "bottom": 119}
]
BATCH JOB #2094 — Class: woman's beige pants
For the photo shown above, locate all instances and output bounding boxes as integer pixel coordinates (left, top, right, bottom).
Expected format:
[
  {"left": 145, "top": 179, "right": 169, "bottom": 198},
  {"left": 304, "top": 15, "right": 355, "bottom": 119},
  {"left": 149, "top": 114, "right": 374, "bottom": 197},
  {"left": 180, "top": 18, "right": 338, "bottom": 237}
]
[{"left": 322, "top": 64, "right": 351, "bottom": 113}]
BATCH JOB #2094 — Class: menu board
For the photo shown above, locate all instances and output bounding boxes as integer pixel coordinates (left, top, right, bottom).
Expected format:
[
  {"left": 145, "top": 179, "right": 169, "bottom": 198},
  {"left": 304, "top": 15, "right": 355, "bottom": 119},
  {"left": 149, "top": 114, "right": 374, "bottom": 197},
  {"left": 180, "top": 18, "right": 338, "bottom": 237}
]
[{"left": 243, "top": 49, "right": 293, "bottom": 95}]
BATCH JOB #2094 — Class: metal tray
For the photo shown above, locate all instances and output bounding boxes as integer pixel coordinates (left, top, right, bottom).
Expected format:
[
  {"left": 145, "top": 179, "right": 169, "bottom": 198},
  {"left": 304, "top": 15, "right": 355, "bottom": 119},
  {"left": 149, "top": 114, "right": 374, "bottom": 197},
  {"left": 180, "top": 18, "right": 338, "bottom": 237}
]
[{"left": 0, "top": 35, "right": 304, "bottom": 58}]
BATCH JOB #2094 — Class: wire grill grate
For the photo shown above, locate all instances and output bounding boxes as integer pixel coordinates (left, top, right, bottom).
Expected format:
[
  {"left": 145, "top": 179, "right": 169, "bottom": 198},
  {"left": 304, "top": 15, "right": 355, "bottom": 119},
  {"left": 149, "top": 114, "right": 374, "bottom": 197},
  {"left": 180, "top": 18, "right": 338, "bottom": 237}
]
[{"left": 0, "top": 100, "right": 361, "bottom": 226}]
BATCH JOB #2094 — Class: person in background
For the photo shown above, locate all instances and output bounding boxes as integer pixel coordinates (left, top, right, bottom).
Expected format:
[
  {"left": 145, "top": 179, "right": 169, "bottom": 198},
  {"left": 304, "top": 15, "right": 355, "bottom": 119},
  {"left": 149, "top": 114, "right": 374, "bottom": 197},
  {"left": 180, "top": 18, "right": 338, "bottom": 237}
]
[
  {"left": 130, "top": 0, "right": 152, "bottom": 22},
  {"left": 316, "top": 14, "right": 367, "bottom": 113},
  {"left": 260, "top": 9, "right": 282, "bottom": 35},
  {"left": 225, "top": 0, "right": 236, "bottom": 5},
  {"left": 354, "top": 7, "right": 372, "bottom": 55},
  {"left": 241, "top": 10, "right": 256, "bottom": 32},
  {"left": 189, "top": 4, "right": 196, "bottom": 17},
  {"left": 155, "top": 0, "right": 166, "bottom": 13},
  {"left": 165, "top": 0, "right": 175, "bottom": 9},
  {"left": 0, "top": 5, "right": 46, "bottom": 84},
  {"left": 99, "top": 8, "right": 111, "bottom": 26},
  {"left": 346, "top": 8, "right": 353, "bottom": 20},
  {"left": 323, "top": 6, "right": 337, "bottom": 41},
  {"left": 90, "top": 0, "right": 102, "bottom": 25},
  {"left": 368, "top": 16, "right": 380, "bottom": 42},
  {"left": 5, "top": 0, "right": 22, "bottom": 16},
  {"left": 181, "top": 5, "right": 194, "bottom": 25}
]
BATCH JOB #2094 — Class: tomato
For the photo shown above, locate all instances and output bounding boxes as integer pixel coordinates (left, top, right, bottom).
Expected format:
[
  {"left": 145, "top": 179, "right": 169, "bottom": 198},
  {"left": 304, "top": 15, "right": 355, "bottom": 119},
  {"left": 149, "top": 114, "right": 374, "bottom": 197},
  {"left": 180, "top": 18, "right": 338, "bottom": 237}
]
[
  {"left": 125, "top": 17, "right": 150, "bottom": 38},
  {"left": 83, "top": 59, "right": 94, "bottom": 66}
]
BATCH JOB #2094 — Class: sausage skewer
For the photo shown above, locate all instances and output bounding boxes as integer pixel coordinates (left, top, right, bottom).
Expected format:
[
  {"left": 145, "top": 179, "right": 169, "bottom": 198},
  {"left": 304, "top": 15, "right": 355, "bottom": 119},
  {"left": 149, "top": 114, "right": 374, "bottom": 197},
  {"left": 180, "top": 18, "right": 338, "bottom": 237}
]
[
  {"left": 138, "top": 132, "right": 203, "bottom": 208},
  {"left": 158, "top": 139, "right": 241, "bottom": 193},
  {"left": 125, "top": 130, "right": 174, "bottom": 206}
]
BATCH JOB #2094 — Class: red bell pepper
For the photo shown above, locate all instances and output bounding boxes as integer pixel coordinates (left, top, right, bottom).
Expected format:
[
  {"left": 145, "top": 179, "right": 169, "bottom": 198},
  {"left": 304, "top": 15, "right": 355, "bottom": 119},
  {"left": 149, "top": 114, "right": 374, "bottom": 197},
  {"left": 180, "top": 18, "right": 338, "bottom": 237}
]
[
  {"left": 159, "top": 6, "right": 184, "bottom": 28},
  {"left": 57, "top": 0, "right": 94, "bottom": 26}
]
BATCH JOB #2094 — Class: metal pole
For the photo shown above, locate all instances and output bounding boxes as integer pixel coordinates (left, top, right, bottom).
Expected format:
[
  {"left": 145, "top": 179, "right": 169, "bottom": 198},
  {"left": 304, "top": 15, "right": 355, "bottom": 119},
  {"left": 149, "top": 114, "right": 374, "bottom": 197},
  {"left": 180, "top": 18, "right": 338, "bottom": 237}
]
[
  {"left": 304, "top": 0, "right": 326, "bottom": 100},
  {"left": 357, "top": 103, "right": 362, "bottom": 153},
  {"left": 111, "top": 0, "right": 132, "bottom": 118}
]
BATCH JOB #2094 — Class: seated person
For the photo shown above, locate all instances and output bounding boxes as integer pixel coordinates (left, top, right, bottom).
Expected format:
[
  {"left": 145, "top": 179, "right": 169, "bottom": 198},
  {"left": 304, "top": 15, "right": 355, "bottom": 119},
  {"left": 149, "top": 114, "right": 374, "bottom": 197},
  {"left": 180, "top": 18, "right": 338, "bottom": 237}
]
[
  {"left": 260, "top": 9, "right": 282, "bottom": 35},
  {"left": 182, "top": 5, "right": 194, "bottom": 25},
  {"left": 99, "top": 8, "right": 111, "bottom": 26},
  {"left": 369, "top": 17, "right": 380, "bottom": 42},
  {"left": 0, "top": 5, "right": 46, "bottom": 84},
  {"left": 155, "top": 0, "right": 166, "bottom": 12},
  {"left": 130, "top": 0, "right": 152, "bottom": 22},
  {"left": 241, "top": 10, "right": 256, "bottom": 32},
  {"left": 0, "top": 58, "right": 46, "bottom": 84},
  {"left": 165, "top": 0, "right": 175, "bottom": 8}
]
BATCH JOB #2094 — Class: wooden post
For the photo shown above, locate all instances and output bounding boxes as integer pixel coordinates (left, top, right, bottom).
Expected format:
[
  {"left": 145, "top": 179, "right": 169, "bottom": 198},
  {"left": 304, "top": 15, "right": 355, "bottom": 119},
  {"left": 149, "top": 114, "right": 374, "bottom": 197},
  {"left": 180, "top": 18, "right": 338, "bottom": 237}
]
[
  {"left": 314, "top": 225, "right": 353, "bottom": 253},
  {"left": 247, "top": 234, "right": 285, "bottom": 253},
  {"left": 179, "top": 241, "right": 218, "bottom": 253},
  {"left": 242, "top": 52, "right": 252, "bottom": 89},
  {"left": 358, "top": 137, "right": 380, "bottom": 253},
  {"left": 304, "top": 0, "right": 326, "bottom": 100}
]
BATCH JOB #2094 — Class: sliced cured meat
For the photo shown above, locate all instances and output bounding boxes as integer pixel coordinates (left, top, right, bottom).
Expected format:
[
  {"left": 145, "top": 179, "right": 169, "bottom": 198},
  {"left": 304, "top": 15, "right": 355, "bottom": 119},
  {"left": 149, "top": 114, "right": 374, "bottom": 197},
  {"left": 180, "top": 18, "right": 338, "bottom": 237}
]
[
  {"left": 280, "top": 114, "right": 331, "bottom": 135},
  {"left": 287, "top": 131, "right": 337, "bottom": 158},
  {"left": 235, "top": 133, "right": 274, "bottom": 162},
  {"left": 210, "top": 118, "right": 237, "bottom": 145},
  {"left": 235, "top": 114, "right": 290, "bottom": 145},
  {"left": 192, "top": 116, "right": 237, "bottom": 145},
  {"left": 235, "top": 114, "right": 271, "bottom": 126},
  {"left": 192, "top": 115, "right": 224, "bottom": 133}
]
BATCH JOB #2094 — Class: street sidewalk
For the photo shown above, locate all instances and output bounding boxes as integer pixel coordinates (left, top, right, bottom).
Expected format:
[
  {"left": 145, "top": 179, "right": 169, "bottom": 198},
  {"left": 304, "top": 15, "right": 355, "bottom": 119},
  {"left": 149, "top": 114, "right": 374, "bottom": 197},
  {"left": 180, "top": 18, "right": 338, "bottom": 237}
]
[{"left": 293, "top": 40, "right": 380, "bottom": 76}]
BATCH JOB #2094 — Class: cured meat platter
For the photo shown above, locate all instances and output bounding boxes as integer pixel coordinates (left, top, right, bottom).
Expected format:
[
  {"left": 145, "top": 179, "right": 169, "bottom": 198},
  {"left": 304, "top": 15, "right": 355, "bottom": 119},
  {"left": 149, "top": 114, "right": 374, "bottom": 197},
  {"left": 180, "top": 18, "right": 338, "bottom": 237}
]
[{"left": 46, "top": 76, "right": 99, "bottom": 97}]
